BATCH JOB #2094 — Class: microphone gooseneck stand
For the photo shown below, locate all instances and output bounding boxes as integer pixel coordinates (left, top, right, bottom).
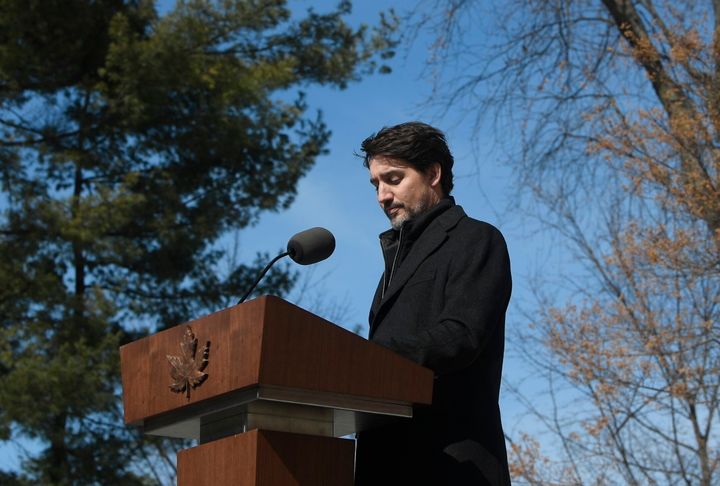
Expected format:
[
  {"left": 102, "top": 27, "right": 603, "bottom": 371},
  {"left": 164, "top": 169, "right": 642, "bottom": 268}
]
[{"left": 237, "top": 251, "right": 290, "bottom": 305}]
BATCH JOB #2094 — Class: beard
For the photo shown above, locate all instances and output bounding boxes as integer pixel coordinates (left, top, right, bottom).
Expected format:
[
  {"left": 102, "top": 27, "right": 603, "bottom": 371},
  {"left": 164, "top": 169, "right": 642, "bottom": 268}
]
[{"left": 386, "top": 194, "right": 437, "bottom": 230}]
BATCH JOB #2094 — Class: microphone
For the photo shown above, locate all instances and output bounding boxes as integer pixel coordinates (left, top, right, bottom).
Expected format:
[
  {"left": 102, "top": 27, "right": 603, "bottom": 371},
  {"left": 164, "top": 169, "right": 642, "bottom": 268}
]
[
  {"left": 286, "top": 227, "right": 336, "bottom": 265},
  {"left": 237, "top": 227, "right": 336, "bottom": 304}
]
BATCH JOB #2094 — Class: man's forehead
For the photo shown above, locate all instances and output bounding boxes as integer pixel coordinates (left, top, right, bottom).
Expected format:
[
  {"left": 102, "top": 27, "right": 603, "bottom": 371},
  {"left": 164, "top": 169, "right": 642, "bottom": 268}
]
[{"left": 368, "top": 155, "right": 410, "bottom": 171}]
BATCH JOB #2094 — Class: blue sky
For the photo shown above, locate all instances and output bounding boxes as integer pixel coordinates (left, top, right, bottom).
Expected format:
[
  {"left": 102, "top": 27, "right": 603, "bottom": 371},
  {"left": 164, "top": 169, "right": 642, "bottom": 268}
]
[{"left": 1, "top": 0, "right": 556, "bottom": 473}]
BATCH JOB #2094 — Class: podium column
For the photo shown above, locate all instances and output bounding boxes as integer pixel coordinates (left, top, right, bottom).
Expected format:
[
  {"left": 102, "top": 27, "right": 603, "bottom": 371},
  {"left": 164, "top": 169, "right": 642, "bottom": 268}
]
[{"left": 177, "top": 429, "right": 353, "bottom": 486}]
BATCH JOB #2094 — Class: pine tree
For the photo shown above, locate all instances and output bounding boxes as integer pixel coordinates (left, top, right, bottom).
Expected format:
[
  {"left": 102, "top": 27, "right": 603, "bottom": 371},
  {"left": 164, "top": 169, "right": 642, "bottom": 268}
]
[{"left": 0, "top": 0, "right": 395, "bottom": 483}]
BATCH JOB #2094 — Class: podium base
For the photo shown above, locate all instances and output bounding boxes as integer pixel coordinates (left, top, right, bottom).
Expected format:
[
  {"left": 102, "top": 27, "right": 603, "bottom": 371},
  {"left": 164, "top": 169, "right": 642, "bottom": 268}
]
[{"left": 177, "top": 429, "right": 354, "bottom": 486}]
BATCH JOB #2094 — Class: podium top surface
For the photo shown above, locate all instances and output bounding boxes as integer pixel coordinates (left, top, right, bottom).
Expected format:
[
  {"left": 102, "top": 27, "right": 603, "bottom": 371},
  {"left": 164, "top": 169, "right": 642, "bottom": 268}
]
[{"left": 120, "top": 296, "right": 433, "bottom": 426}]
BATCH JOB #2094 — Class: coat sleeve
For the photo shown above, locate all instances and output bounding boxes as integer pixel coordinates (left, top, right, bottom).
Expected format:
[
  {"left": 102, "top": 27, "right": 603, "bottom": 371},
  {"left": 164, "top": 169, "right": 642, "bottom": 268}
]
[{"left": 374, "top": 225, "right": 512, "bottom": 374}]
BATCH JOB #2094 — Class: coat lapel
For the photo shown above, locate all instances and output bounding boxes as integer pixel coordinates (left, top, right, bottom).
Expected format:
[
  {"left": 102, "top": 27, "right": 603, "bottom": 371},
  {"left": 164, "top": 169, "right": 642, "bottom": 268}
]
[{"left": 369, "top": 205, "right": 465, "bottom": 336}]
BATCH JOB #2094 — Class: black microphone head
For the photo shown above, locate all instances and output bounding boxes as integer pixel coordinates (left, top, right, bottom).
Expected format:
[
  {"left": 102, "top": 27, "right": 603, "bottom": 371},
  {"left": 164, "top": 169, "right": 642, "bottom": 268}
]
[{"left": 286, "top": 227, "right": 335, "bottom": 265}]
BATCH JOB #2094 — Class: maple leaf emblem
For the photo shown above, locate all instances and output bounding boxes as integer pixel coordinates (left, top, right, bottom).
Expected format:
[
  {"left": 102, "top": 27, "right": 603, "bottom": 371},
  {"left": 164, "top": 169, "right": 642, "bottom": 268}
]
[{"left": 167, "top": 326, "right": 210, "bottom": 400}]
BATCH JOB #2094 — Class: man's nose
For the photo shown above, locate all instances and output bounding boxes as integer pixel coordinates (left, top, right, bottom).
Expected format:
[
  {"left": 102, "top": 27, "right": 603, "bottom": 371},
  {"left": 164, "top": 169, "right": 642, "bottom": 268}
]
[{"left": 377, "top": 183, "right": 393, "bottom": 205}]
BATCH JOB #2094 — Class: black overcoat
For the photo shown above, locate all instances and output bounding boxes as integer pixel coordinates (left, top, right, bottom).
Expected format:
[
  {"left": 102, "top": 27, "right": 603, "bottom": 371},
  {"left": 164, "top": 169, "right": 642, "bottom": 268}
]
[{"left": 355, "top": 202, "right": 512, "bottom": 486}]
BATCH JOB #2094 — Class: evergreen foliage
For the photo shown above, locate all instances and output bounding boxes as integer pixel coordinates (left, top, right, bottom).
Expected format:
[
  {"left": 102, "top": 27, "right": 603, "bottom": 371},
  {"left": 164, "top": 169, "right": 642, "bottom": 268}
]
[{"left": 0, "top": 0, "right": 395, "bottom": 483}]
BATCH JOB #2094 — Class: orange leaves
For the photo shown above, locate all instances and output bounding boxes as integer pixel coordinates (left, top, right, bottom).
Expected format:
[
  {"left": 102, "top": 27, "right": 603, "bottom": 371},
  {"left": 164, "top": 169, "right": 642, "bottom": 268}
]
[
  {"left": 613, "top": 220, "right": 717, "bottom": 280},
  {"left": 669, "top": 28, "right": 703, "bottom": 65},
  {"left": 544, "top": 300, "right": 639, "bottom": 395},
  {"left": 590, "top": 104, "right": 717, "bottom": 220},
  {"left": 581, "top": 16, "right": 720, "bottom": 234},
  {"left": 669, "top": 380, "right": 689, "bottom": 397},
  {"left": 622, "top": 22, "right": 662, "bottom": 67},
  {"left": 644, "top": 333, "right": 663, "bottom": 353},
  {"left": 537, "top": 218, "right": 717, "bottom": 425},
  {"left": 583, "top": 416, "right": 609, "bottom": 437},
  {"left": 508, "top": 434, "right": 545, "bottom": 480}
]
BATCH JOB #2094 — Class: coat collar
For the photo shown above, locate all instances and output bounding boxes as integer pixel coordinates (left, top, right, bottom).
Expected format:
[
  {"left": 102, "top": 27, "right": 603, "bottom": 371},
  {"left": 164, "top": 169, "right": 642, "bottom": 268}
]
[{"left": 369, "top": 203, "right": 466, "bottom": 334}]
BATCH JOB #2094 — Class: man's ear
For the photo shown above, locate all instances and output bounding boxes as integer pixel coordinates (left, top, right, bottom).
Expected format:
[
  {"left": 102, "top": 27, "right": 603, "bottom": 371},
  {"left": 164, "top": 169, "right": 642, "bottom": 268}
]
[{"left": 428, "top": 163, "right": 442, "bottom": 189}]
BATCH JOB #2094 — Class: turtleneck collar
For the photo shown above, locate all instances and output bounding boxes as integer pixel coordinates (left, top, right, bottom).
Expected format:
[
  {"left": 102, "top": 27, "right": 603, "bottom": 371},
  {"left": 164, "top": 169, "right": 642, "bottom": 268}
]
[{"left": 379, "top": 196, "right": 455, "bottom": 248}]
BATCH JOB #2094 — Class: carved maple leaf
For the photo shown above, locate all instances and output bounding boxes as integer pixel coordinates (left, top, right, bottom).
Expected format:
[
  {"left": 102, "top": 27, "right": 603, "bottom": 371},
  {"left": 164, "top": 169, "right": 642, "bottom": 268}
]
[{"left": 167, "top": 326, "right": 210, "bottom": 400}]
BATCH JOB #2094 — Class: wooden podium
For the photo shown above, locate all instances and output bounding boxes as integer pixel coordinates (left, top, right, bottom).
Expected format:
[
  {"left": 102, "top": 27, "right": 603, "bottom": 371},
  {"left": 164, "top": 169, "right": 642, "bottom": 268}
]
[{"left": 120, "top": 296, "right": 433, "bottom": 485}]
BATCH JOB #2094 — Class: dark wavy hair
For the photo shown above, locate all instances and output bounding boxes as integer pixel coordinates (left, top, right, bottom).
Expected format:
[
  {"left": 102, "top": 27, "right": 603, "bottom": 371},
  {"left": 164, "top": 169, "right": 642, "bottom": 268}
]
[{"left": 360, "top": 121, "right": 454, "bottom": 195}]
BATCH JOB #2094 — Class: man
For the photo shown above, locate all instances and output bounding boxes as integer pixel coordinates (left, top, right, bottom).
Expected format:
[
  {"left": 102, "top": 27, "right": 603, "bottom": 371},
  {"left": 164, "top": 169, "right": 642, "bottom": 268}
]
[{"left": 354, "top": 122, "right": 512, "bottom": 486}]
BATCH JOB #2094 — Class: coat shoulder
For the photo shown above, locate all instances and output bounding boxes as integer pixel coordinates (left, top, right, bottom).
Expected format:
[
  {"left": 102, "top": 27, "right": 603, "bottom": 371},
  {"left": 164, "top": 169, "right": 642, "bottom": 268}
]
[{"left": 443, "top": 206, "right": 509, "bottom": 249}]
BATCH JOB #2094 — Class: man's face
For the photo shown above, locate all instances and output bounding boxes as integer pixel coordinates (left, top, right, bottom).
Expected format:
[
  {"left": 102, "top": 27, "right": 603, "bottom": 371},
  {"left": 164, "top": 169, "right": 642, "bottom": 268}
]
[{"left": 368, "top": 155, "right": 441, "bottom": 230}]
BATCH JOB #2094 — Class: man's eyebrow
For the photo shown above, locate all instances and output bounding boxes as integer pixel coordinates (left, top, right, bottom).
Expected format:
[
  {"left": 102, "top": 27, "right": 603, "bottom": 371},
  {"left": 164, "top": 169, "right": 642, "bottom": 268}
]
[{"left": 379, "top": 169, "right": 404, "bottom": 178}]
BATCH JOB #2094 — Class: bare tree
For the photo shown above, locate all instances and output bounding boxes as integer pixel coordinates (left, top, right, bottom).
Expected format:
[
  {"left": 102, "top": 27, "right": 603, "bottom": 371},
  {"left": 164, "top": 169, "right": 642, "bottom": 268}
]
[{"left": 405, "top": 1, "right": 719, "bottom": 484}]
